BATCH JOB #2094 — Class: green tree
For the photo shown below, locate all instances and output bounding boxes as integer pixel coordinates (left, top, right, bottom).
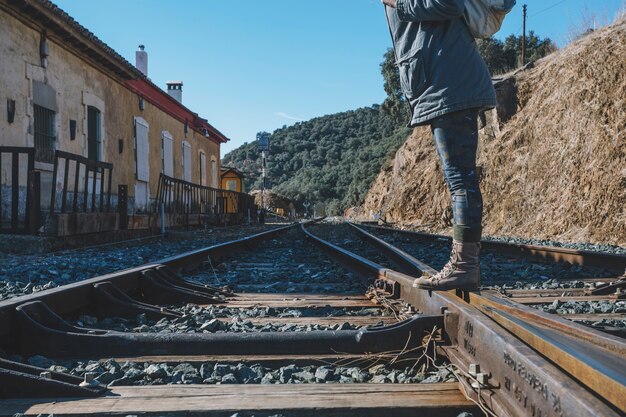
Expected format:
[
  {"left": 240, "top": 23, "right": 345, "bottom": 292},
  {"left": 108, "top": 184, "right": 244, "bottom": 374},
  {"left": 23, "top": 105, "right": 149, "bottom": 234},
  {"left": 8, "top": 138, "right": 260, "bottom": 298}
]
[
  {"left": 380, "top": 48, "right": 407, "bottom": 125},
  {"left": 477, "top": 32, "right": 557, "bottom": 74},
  {"left": 476, "top": 37, "right": 509, "bottom": 74},
  {"left": 222, "top": 106, "right": 410, "bottom": 215}
]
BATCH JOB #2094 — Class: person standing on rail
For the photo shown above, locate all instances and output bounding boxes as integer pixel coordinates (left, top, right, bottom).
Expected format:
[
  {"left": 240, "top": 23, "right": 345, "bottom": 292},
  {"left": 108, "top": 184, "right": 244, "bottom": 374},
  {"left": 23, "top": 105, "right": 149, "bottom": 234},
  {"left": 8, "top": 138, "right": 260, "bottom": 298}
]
[{"left": 382, "top": 0, "right": 496, "bottom": 290}]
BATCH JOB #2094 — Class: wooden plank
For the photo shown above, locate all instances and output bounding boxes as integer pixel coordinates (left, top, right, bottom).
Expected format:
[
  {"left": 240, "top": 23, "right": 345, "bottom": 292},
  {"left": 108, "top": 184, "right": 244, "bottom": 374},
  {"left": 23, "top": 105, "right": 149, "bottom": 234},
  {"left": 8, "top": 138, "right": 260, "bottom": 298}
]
[
  {"left": 233, "top": 293, "right": 368, "bottom": 300},
  {"left": 559, "top": 277, "right": 621, "bottom": 283},
  {"left": 0, "top": 151, "right": 2, "bottom": 223},
  {"left": 235, "top": 283, "right": 352, "bottom": 290},
  {"left": 83, "top": 165, "right": 89, "bottom": 213},
  {"left": 217, "top": 293, "right": 380, "bottom": 309},
  {"left": 97, "top": 353, "right": 402, "bottom": 366},
  {"left": 512, "top": 295, "right": 621, "bottom": 304},
  {"left": 61, "top": 157, "right": 70, "bottom": 212},
  {"left": 223, "top": 299, "right": 378, "bottom": 309},
  {"left": 561, "top": 313, "right": 626, "bottom": 321},
  {"left": 215, "top": 316, "right": 397, "bottom": 326},
  {"left": 11, "top": 152, "right": 18, "bottom": 229},
  {"left": 501, "top": 288, "right": 587, "bottom": 297},
  {"left": 501, "top": 285, "right": 623, "bottom": 298},
  {"left": 73, "top": 160, "right": 80, "bottom": 213},
  {"left": 0, "top": 383, "right": 473, "bottom": 416}
]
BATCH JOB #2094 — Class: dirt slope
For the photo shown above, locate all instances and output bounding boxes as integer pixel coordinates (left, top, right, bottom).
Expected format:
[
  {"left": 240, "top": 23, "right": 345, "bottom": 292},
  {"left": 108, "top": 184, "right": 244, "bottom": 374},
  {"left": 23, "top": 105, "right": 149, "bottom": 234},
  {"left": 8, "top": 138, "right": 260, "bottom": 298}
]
[{"left": 360, "top": 19, "right": 626, "bottom": 246}]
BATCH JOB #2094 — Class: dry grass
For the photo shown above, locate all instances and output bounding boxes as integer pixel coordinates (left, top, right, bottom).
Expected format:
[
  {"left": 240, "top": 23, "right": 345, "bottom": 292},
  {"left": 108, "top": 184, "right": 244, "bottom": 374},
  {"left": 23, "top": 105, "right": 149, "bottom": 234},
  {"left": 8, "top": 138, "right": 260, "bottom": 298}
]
[{"left": 361, "top": 18, "right": 626, "bottom": 246}]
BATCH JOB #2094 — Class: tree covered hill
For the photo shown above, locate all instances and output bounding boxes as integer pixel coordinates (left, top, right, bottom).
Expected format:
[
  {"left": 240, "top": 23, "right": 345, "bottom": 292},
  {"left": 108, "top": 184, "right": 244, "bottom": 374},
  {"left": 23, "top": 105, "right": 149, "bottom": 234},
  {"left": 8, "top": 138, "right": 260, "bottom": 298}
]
[
  {"left": 222, "top": 30, "right": 556, "bottom": 215},
  {"left": 221, "top": 106, "right": 410, "bottom": 214}
]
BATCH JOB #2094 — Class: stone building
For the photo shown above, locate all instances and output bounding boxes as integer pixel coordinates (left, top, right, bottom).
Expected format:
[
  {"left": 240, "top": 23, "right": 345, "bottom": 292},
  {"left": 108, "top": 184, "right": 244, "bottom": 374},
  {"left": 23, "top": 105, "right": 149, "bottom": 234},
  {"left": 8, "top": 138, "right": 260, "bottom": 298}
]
[{"left": 0, "top": 0, "right": 235, "bottom": 234}]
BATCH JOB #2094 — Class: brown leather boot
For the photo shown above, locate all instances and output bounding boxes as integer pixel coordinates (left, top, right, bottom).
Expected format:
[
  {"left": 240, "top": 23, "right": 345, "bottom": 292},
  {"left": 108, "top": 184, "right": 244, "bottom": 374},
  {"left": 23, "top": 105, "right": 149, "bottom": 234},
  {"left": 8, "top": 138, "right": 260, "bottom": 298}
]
[{"left": 413, "top": 241, "right": 480, "bottom": 290}]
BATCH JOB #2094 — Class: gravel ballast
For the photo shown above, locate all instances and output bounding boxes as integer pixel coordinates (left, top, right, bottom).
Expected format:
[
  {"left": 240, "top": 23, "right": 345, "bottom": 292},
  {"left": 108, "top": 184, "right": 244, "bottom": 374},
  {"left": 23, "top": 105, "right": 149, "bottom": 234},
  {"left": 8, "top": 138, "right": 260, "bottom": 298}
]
[
  {"left": 18, "top": 356, "right": 456, "bottom": 387},
  {"left": 0, "top": 225, "right": 284, "bottom": 301},
  {"left": 71, "top": 305, "right": 389, "bottom": 334},
  {"left": 184, "top": 229, "right": 367, "bottom": 294}
]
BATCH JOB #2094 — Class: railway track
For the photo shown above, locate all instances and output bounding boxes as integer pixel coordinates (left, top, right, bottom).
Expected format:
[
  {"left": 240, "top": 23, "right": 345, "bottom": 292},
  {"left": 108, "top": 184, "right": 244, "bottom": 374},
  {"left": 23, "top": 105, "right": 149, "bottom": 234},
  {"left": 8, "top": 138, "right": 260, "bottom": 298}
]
[{"left": 0, "top": 220, "right": 624, "bottom": 416}]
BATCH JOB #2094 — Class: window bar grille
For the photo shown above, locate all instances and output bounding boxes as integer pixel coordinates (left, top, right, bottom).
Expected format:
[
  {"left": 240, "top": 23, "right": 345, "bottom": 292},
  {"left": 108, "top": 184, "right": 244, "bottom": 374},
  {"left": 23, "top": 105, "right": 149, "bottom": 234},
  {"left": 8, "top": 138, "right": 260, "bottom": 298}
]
[{"left": 34, "top": 105, "right": 55, "bottom": 163}]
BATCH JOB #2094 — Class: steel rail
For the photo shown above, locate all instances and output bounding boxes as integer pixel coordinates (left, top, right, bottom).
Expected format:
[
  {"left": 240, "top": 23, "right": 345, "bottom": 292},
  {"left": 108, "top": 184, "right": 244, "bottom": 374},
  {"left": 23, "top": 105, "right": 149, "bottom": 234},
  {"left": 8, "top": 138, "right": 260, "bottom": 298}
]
[
  {"left": 348, "top": 223, "right": 625, "bottom": 352},
  {"left": 359, "top": 223, "right": 626, "bottom": 273},
  {"left": 0, "top": 219, "right": 443, "bottom": 402},
  {"left": 348, "top": 222, "right": 626, "bottom": 414},
  {"left": 0, "top": 223, "right": 298, "bottom": 343},
  {"left": 301, "top": 222, "right": 623, "bottom": 417}
]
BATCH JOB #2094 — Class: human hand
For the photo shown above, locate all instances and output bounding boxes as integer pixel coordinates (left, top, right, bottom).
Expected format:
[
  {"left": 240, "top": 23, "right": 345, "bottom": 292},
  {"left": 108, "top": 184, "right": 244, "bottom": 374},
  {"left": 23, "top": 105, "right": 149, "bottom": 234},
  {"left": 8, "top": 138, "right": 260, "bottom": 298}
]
[{"left": 381, "top": 0, "right": 397, "bottom": 8}]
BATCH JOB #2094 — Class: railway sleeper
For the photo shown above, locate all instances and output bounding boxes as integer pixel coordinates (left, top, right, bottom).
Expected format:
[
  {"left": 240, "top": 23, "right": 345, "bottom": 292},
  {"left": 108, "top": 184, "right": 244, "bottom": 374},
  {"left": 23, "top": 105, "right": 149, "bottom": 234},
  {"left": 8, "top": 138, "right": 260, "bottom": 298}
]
[{"left": 0, "top": 357, "right": 106, "bottom": 398}]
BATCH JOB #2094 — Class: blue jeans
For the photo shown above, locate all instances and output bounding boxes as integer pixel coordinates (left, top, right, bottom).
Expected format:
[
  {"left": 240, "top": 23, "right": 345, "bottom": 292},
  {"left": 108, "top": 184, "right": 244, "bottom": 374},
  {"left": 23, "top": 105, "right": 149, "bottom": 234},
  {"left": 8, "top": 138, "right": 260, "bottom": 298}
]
[{"left": 431, "top": 108, "right": 483, "bottom": 242}]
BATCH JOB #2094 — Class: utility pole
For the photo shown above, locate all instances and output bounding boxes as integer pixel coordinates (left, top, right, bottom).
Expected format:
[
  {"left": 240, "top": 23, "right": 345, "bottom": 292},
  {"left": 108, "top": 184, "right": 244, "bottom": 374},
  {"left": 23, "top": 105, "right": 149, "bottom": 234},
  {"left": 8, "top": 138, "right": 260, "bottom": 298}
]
[
  {"left": 256, "top": 132, "right": 270, "bottom": 220},
  {"left": 521, "top": 4, "right": 527, "bottom": 67}
]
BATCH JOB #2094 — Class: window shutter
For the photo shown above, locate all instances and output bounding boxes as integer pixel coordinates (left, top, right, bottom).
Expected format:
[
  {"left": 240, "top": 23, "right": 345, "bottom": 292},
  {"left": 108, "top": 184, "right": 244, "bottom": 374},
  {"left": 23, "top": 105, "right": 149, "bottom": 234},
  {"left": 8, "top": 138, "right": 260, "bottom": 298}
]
[
  {"left": 162, "top": 132, "right": 174, "bottom": 177},
  {"left": 200, "top": 152, "right": 206, "bottom": 186},
  {"left": 211, "top": 160, "right": 218, "bottom": 188},
  {"left": 135, "top": 118, "right": 150, "bottom": 182},
  {"left": 182, "top": 141, "right": 192, "bottom": 182}
]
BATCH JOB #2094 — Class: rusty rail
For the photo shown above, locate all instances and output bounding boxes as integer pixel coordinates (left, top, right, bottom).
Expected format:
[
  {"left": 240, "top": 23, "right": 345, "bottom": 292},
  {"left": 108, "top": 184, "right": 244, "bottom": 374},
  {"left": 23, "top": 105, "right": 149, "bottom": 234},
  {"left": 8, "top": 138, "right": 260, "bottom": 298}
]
[
  {"left": 344, "top": 223, "right": 625, "bottom": 416},
  {"left": 0, "top": 223, "right": 298, "bottom": 342},
  {"left": 360, "top": 224, "right": 626, "bottom": 273},
  {"left": 0, "top": 220, "right": 623, "bottom": 416}
]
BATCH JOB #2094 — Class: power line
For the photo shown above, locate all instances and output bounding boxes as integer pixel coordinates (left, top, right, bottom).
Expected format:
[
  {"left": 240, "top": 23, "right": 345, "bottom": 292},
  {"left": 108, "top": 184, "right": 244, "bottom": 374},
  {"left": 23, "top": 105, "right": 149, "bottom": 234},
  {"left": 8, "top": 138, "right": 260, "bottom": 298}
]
[{"left": 530, "top": 0, "right": 568, "bottom": 17}]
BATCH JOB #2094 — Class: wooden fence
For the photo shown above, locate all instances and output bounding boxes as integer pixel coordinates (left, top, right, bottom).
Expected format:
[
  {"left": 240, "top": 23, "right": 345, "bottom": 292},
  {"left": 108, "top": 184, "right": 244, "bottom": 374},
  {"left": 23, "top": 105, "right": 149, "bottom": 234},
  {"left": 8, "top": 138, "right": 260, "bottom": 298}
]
[
  {"left": 49, "top": 150, "right": 114, "bottom": 214},
  {"left": 0, "top": 147, "right": 38, "bottom": 234}
]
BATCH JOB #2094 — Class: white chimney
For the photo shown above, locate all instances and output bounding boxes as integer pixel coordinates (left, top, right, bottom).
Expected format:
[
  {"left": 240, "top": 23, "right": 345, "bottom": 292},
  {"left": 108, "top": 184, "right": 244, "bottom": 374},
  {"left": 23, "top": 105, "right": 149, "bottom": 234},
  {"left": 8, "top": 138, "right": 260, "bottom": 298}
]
[
  {"left": 136, "top": 45, "right": 148, "bottom": 76},
  {"left": 166, "top": 81, "right": 183, "bottom": 103}
]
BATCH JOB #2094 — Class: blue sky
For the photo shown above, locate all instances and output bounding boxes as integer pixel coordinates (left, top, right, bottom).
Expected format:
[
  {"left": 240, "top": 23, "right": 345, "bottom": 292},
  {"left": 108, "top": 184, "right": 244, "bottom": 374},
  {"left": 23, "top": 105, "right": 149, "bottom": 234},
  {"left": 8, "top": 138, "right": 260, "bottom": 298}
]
[{"left": 52, "top": 0, "right": 625, "bottom": 154}]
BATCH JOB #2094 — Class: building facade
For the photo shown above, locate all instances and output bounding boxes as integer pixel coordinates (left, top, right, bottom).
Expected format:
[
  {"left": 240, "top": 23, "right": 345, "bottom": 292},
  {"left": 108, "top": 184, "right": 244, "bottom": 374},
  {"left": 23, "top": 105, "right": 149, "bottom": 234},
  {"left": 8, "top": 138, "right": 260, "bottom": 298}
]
[{"left": 0, "top": 0, "right": 230, "bottom": 233}]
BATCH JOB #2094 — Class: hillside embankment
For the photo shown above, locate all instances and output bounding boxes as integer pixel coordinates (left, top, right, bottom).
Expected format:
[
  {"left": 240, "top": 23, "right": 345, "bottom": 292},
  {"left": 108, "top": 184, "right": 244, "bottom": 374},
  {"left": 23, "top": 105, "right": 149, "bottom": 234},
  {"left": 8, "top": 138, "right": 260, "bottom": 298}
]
[{"left": 359, "top": 19, "right": 626, "bottom": 246}]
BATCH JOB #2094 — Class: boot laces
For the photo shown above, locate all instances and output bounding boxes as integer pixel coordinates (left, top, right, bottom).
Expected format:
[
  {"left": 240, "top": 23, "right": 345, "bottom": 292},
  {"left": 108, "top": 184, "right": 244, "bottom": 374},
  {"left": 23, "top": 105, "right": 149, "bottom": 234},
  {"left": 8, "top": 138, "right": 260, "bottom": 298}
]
[{"left": 432, "top": 243, "right": 459, "bottom": 281}]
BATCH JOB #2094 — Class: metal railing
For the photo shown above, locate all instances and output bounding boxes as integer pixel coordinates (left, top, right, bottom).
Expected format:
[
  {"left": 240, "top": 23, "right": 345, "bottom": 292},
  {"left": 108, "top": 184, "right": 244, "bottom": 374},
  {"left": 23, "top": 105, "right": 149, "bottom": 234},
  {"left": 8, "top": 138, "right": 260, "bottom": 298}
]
[
  {"left": 154, "top": 173, "right": 256, "bottom": 225},
  {"left": 50, "top": 150, "right": 113, "bottom": 214}
]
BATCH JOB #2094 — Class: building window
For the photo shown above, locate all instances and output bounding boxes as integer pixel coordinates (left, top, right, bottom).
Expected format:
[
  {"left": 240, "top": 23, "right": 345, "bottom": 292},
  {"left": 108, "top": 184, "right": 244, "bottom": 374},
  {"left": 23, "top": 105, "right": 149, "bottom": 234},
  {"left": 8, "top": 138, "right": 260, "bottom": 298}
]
[
  {"left": 199, "top": 152, "right": 206, "bottom": 186},
  {"left": 226, "top": 179, "right": 237, "bottom": 191},
  {"left": 33, "top": 104, "right": 56, "bottom": 163},
  {"left": 87, "top": 106, "right": 102, "bottom": 161}
]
